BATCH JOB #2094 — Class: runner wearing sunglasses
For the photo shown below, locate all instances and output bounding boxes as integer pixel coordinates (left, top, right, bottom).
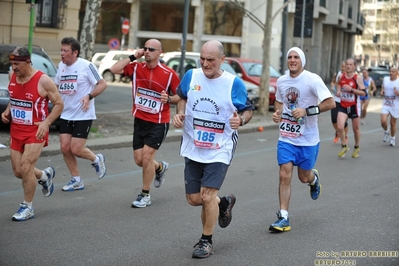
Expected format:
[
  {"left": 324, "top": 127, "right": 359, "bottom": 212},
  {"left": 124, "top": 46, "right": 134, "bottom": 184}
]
[{"left": 110, "top": 39, "right": 180, "bottom": 208}]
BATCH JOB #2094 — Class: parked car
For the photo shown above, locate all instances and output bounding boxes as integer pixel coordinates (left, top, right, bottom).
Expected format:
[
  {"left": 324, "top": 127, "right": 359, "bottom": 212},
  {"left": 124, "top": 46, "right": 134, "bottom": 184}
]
[
  {"left": 224, "top": 57, "right": 280, "bottom": 108},
  {"left": 0, "top": 44, "right": 60, "bottom": 128},
  {"left": 161, "top": 52, "right": 261, "bottom": 109},
  {"left": 91, "top": 52, "right": 107, "bottom": 69},
  {"left": 98, "top": 50, "right": 136, "bottom": 83},
  {"left": 367, "top": 69, "right": 390, "bottom": 96}
]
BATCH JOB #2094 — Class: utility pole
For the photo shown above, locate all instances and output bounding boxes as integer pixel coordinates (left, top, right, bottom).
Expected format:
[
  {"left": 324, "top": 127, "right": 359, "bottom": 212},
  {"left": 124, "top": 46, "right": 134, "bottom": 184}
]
[
  {"left": 28, "top": 0, "right": 36, "bottom": 54},
  {"left": 300, "top": 0, "right": 306, "bottom": 50},
  {"left": 179, "top": 0, "right": 190, "bottom": 78}
]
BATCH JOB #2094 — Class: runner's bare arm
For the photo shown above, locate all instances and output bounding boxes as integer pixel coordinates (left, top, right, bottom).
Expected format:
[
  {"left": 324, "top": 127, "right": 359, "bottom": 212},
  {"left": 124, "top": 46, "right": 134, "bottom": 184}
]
[{"left": 40, "top": 75, "right": 64, "bottom": 126}]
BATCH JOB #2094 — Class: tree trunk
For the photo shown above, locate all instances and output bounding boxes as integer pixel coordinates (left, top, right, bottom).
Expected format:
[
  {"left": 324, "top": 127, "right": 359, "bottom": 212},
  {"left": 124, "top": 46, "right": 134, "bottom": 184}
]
[
  {"left": 258, "top": 0, "right": 273, "bottom": 116},
  {"left": 79, "top": 0, "right": 102, "bottom": 60}
]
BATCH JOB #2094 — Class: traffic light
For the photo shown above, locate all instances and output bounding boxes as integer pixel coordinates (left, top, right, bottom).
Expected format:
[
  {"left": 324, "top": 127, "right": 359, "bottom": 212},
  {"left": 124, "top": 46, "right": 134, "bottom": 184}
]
[{"left": 373, "top": 35, "right": 378, "bottom": 43}]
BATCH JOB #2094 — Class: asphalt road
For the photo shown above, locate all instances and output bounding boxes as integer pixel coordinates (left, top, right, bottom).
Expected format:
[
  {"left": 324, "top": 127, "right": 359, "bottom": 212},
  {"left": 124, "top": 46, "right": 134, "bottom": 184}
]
[
  {"left": 0, "top": 105, "right": 398, "bottom": 266},
  {"left": 95, "top": 82, "right": 133, "bottom": 114}
]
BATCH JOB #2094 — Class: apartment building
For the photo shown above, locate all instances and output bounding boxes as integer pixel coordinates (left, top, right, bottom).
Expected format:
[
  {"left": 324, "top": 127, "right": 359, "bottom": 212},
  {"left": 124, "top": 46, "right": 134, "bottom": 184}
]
[
  {"left": 1, "top": 0, "right": 364, "bottom": 81},
  {"left": 356, "top": 0, "right": 399, "bottom": 67}
]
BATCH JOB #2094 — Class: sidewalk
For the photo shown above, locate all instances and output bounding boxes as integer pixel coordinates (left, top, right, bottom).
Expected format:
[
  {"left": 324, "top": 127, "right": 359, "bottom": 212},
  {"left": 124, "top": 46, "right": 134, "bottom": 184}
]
[{"left": 0, "top": 114, "right": 277, "bottom": 161}]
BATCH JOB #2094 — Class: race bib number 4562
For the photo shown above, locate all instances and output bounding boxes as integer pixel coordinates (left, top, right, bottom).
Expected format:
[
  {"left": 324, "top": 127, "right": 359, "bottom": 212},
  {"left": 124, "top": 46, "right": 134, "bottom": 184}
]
[{"left": 279, "top": 119, "right": 304, "bottom": 138}]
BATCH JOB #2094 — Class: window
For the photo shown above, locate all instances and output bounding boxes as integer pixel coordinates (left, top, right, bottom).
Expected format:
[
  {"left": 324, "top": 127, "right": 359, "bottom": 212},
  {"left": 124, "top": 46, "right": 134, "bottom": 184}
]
[
  {"left": 138, "top": 0, "right": 195, "bottom": 33},
  {"left": 36, "top": 0, "right": 66, "bottom": 28},
  {"left": 203, "top": 1, "right": 243, "bottom": 36}
]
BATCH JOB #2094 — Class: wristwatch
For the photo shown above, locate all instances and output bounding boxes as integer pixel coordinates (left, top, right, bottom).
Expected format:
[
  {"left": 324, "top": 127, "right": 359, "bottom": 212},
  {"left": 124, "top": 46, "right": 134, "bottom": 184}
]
[
  {"left": 88, "top": 93, "right": 94, "bottom": 100},
  {"left": 240, "top": 116, "right": 245, "bottom": 126},
  {"left": 167, "top": 96, "right": 171, "bottom": 103}
]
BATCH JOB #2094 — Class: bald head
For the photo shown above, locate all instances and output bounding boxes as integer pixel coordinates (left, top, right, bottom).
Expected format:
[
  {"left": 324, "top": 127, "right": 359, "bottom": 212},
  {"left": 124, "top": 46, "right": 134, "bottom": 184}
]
[
  {"left": 200, "top": 40, "right": 225, "bottom": 79},
  {"left": 201, "top": 40, "right": 224, "bottom": 57}
]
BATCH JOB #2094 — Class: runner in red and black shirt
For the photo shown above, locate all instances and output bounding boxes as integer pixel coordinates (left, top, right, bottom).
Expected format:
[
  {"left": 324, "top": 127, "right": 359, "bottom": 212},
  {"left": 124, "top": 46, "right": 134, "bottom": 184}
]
[
  {"left": 111, "top": 39, "right": 180, "bottom": 208},
  {"left": 336, "top": 58, "right": 366, "bottom": 158}
]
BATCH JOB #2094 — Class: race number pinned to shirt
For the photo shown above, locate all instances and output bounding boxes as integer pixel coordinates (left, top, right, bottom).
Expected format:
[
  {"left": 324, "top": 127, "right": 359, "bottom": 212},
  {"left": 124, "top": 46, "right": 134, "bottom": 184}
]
[
  {"left": 340, "top": 92, "right": 355, "bottom": 103},
  {"left": 384, "top": 96, "right": 395, "bottom": 106},
  {"left": 192, "top": 117, "right": 225, "bottom": 149},
  {"left": 279, "top": 117, "right": 304, "bottom": 138},
  {"left": 10, "top": 98, "right": 33, "bottom": 125},
  {"left": 135, "top": 87, "right": 162, "bottom": 113},
  {"left": 59, "top": 75, "right": 78, "bottom": 95}
]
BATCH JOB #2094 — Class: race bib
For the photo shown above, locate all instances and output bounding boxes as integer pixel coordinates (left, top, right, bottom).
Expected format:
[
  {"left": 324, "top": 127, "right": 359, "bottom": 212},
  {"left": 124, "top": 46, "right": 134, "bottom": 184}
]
[
  {"left": 383, "top": 96, "right": 395, "bottom": 106},
  {"left": 279, "top": 119, "right": 304, "bottom": 138},
  {"left": 192, "top": 117, "right": 225, "bottom": 149},
  {"left": 341, "top": 92, "right": 355, "bottom": 102},
  {"left": 135, "top": 87, "right": 162, "bottom": 114},
  {"left": 10, "top": 98, "right": 33, "bottom": 125},
  {"left": 59, "top": 75, "right": 78, "bottom": 95}
]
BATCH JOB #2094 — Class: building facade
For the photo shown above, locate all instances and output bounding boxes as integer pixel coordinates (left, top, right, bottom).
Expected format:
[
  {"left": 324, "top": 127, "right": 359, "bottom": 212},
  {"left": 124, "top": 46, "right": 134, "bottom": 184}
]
[
  {"left": 356, "top": 0, "right": 399, "bottom": 68},
  {"left": 1, "top": 0, "right": 364, "bottom": 82}
]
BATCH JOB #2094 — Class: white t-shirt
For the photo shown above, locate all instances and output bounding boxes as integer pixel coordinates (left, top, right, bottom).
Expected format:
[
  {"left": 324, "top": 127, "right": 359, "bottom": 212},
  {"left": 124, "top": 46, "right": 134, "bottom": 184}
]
[
  {"left": 276, "top": 70, "right": 332, "bottom": 146},
  {"left": 382, "top": 76, "right": 399, "bottom": 108},
  {"left": 55, "top": 58, "right": 102, "bottom": 120}
]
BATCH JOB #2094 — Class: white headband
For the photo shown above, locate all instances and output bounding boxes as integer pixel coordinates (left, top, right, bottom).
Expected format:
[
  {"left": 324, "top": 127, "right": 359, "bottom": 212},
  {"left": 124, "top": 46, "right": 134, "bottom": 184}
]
[{"left": 287, "top": 47, "right": 306, "bottom": 67}]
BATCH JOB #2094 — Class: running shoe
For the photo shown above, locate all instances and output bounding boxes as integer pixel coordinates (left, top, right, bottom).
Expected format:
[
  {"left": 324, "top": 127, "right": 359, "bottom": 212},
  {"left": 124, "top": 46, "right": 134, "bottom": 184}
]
[
  {"left": 154, "top": 161, "right": 169, "bottom": 188},
  {"left": 390, "top": 138, "right": 395, "bottom": 147},
  {"left": 38, "top": 166, "right": 55, "bottom": 197},
  {"left": 92, "top": 154, "right": 107, "bottom": 179},
  {"left": 269, "top": 211, "right": 291, "bottom": 232},
  {"left": 338, "top": 146, "right": 349, "bottom": 158},
  {"left": 309, "top": 169, "right": 322, "bottom": 200},
  {"left": 383, "top": 132, "right": 389, "bottom": 143},
  {"left": 132, "top": 193, "right": 151, "bottom": 208},
  {"left": 62, "top": 178, "right": 84, "bottom": 191},
  {"left": 192, "top": 239, "right": 214, "bottom": 259},
  {"left": 12, "top": 203, "right": 34, "bottom": 221},
  {"left": 333, "top": 132, "right": 339, "bottom": 143},
  {"left": 352, "top": 147, "right": 360, "bottom": 158},
  {"left": 218, "top": 194, "right": 236, "bottom": 228}
]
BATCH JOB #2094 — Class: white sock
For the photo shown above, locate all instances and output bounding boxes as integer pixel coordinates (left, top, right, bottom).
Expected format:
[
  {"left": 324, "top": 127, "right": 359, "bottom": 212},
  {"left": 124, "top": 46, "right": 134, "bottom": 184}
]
[
  {"left": 23, "top": 201, "right": 33, "bottom": 209},
  {"left": 311, "top": 175, "right": 318, "bottom": 186},
  {"left": 92, "top": 156, "right": 99, "bottom": 164},
  {"left": 73, "top": 176, "right": 81, "bottom": 182},
  {"left": 280, "top": 210, "right": 288, "bottom": 219},
  {"left": 39, "top": 171, "right": 48, "bottom": 182}
]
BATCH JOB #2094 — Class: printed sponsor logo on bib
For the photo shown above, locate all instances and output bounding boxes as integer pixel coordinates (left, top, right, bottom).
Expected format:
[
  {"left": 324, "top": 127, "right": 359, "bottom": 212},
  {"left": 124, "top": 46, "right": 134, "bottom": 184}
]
[
  {"left": 135, "top": 87, "right": 162, "bottom": 113},
  {"left": 192, "top": 117, "right": 225, "bottom": 149},
  {"left": 10, "top": 98, "right": 33, "bottom": 125},
  {"left": 59, "top": 75, "right": 78, "bottom": 95}
]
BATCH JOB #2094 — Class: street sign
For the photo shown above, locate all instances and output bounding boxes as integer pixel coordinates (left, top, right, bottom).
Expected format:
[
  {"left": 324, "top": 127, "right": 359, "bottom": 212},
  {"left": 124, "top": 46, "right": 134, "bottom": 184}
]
[
  {"left": 108, "top": 38, "right": 120, "bottom": 50},
  {"left": 122, "top": 19, "right": 130, "bottom": 35}
]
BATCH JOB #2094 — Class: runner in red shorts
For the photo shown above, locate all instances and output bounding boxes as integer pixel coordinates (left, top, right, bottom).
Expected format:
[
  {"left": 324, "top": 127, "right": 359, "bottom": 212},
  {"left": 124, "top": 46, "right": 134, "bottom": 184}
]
[{"left": 1, "top": 46, "right": 63, "bottom": 221}]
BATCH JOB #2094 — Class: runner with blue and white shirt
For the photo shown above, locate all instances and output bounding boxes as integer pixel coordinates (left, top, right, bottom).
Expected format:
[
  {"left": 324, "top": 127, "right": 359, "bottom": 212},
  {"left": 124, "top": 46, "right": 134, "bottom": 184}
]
[{"left": 173, "top": 40, "right": 254, "bottom": 259}]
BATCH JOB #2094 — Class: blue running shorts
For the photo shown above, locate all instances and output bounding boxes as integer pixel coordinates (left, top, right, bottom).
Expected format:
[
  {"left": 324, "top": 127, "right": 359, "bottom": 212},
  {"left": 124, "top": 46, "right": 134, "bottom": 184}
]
[{"left": 277, "top": 141, "right": 320, "bottom": 171}]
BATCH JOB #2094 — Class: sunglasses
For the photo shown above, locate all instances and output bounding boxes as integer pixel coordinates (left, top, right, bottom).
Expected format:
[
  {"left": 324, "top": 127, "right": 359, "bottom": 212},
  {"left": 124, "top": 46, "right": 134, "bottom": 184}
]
[{"left": 143, "top": 47, "right": 158, "bottom": 52}]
